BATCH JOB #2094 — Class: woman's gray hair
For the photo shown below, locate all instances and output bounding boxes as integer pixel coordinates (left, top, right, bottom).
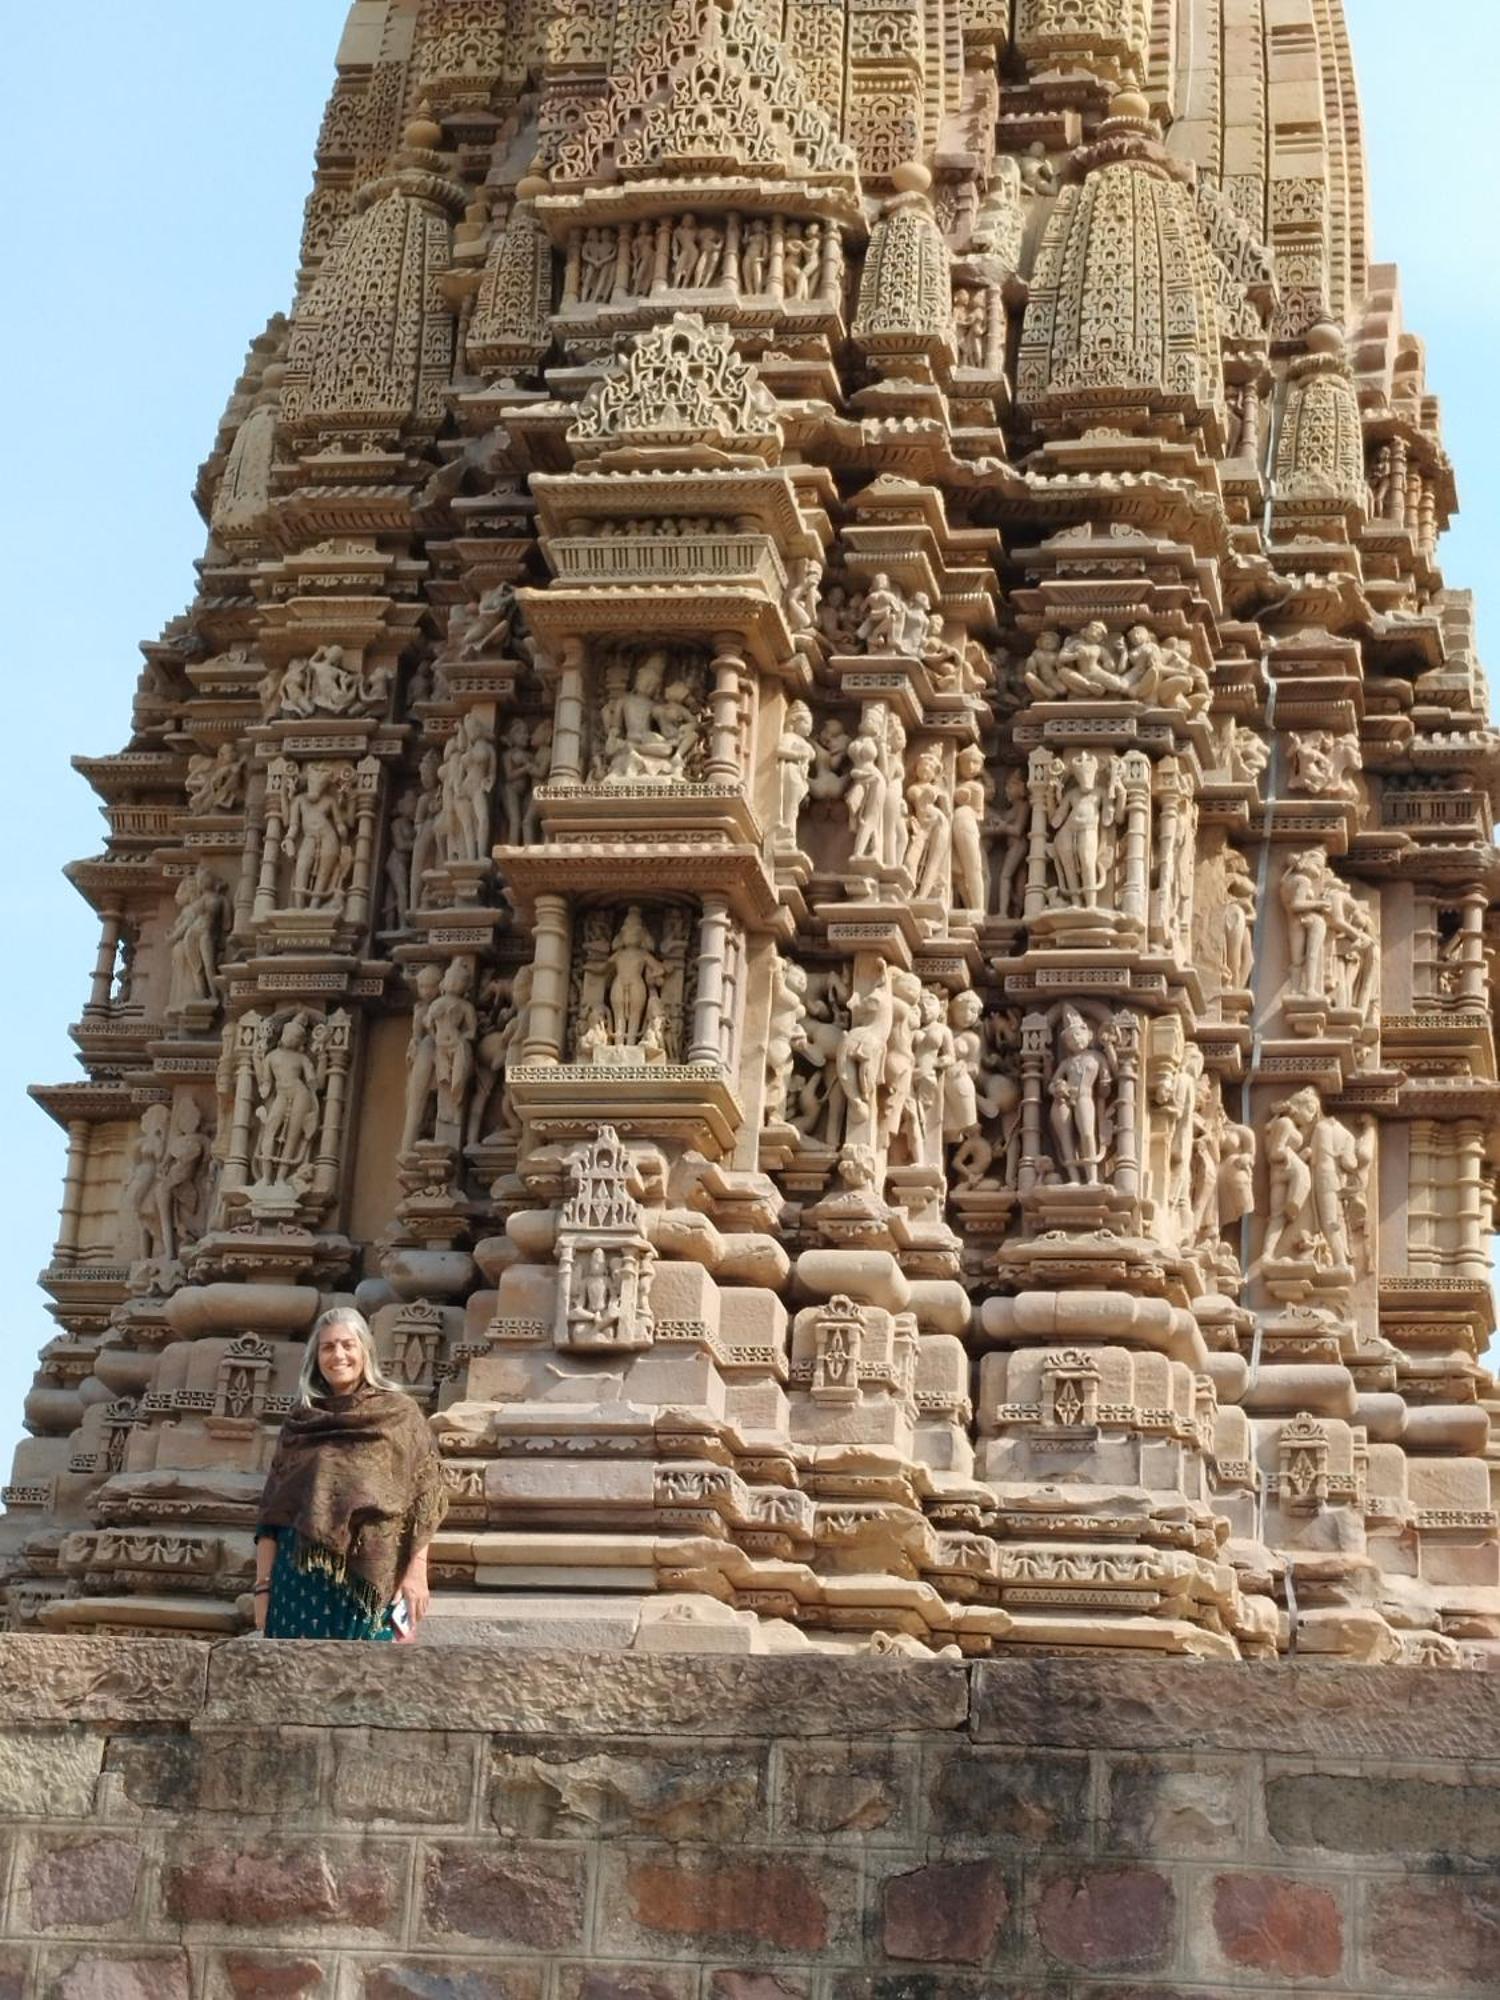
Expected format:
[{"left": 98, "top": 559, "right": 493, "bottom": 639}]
[{"left": 297, "top": 1306, "right": 402, "bottom": 1407}]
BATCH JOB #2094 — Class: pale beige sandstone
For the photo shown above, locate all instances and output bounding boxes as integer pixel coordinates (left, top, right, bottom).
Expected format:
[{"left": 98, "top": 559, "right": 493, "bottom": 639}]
[{"left": 4, "top": 0, "right": 1498, "bottom": 1669}]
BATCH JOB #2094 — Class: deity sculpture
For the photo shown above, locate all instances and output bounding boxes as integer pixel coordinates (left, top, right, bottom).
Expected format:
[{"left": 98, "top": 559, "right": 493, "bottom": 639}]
[
  {"left": 167, "top": 867, "right": 228, "bottom": 1012},
  {"left": 1046, "top": 1006, "right": 1117, "bottom": 1186},
  {"left": 250, "top": 1012, "right": 329, "bottom": 1190},
  {"left": 284, "top": 763, "right": 354, "bottom": 910},
  {"left": 775, "top": 701, "right": 816, "bottom": 845}
]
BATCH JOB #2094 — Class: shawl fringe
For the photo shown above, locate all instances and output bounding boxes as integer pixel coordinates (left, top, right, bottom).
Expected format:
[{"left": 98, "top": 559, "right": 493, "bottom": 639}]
[{"left": 286, "top": 1529, "right": 390, "bottom": 1622}]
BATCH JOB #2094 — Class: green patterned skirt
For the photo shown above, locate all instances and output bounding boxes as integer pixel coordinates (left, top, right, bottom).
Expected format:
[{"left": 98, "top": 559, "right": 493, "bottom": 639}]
[{"left": 258, "top": 1527, "right": 396, "bottom": 1642}]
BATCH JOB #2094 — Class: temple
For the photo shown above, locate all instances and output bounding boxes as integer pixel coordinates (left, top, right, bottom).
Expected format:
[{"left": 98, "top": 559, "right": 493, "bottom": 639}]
[{"left": 7, "top": 0, "right": 1499, "bottom": 1668}]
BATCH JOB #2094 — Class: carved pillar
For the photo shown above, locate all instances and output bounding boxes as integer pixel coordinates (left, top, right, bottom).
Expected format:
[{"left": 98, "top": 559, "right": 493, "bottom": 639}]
[
  {"left": 551, "top": 639, "right": 587, "bottom": 785},
  {"left": 85, "top": 911, "right": 122, "bottom": 1015},
  {"left": 522, "top": 896, "right": 572, "bottom": 1063},
  {"left": 707, "top": 638, "right": 745, "bottom": 785},
  {"left": 689, "top": 897, "right": 731, "bottom": 1065}
]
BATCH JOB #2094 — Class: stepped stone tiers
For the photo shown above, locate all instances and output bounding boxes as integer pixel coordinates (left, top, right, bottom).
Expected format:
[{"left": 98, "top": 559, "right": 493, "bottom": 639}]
[{"left": 7, "top": 0, "right": 1500, "bottom": 1668}]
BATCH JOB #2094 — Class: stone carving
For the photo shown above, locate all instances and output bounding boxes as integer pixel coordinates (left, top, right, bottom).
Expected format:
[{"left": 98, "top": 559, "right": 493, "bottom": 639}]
[
  {"left": 568, "top": 312, "right": 780, "bottom": 458},
  {"left": 591, "top": 649, "right": 707, "bottom": 784},
  {"left": 167, "top": 868, "right": 229, "bottom": 1013},
  {"left": 554, "top": 1127, "right": 655, "bottom": 1352},
  {"left": 1263, "top": 1088, "right": 1372, "bottom": 1275},
  {"left": 14, "top": 3, "right": 1500, "bottom": 1672}
]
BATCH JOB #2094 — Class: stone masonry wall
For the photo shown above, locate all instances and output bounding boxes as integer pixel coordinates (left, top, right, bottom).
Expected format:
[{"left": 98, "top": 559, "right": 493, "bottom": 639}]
[{"left": 0, "top": 1644, "right": 1494, "bottom": 1997}]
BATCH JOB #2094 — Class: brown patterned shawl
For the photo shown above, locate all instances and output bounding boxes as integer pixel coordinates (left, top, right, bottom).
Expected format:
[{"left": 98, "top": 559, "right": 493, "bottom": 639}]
[{"left": 257, "top": 1384, "right": 448, "bottom": 1617}]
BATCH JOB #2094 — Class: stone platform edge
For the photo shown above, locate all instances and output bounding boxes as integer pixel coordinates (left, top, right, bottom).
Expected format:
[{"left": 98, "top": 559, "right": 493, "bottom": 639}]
[{"left": 2, "top": 1635, "right": 1497, "bottom": 1753}]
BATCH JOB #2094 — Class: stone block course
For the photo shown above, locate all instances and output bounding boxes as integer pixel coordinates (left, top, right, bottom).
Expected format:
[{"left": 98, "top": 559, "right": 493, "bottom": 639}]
[{"left": 0, "top": 1650, "right": 1486, "bottom": 1996}]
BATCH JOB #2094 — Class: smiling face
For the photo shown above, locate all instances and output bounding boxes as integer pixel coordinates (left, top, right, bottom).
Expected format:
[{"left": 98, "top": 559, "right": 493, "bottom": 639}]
[{"left": 318, "top": 1319, "right": 367, "bottom": 1395}]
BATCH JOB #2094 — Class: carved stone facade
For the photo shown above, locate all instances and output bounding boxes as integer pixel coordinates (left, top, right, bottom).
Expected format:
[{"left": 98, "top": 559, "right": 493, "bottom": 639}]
[{"left": 8, "top": 0, "right": 1499, "bottom": 1668}]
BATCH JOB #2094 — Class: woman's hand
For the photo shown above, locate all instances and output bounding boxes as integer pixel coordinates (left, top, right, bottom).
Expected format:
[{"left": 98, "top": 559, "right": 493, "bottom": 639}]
[
  {"left": 398, "top": 1551, "right": 431, "bottom": 1633},
  {"left": 252, "top": 1591, "right": 268, "bottom": 1635}
]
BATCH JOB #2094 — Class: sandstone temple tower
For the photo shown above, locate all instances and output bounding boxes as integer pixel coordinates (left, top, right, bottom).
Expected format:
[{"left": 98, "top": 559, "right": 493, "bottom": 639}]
[{"left": 7, "top": 0, "right": 1499, "bottom": 1667}]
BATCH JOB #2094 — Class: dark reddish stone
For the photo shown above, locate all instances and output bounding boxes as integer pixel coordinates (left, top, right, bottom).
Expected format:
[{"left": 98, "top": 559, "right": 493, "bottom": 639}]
[
  {"left": 221, "top": 1954, "right": 327, "bottom": 1999},
  {"left": 881, "top": 1860, "right": 1009, "bottom": 1965},
  {"left": 1033, "top": 1866, "right": 1175, "bottom": 1972},
  {"left": 1211, "top": 1873, "right": 1342, "bottom": 1979},
  {"left": 624, "top": 1857, "right": 830, "bottom": 1953},
  {"left": 1363, "top": 1878, "right": 1500, "bottom": 1990},
  {"left": 162, "top": 1842, "right": 399, "bottom": 1930},
  {"left": 420, "top": 1845, "right": 587, "bottom": 1950},
  {"left": 29, "top": 1837, "right": 141, "bottom": 1929}
]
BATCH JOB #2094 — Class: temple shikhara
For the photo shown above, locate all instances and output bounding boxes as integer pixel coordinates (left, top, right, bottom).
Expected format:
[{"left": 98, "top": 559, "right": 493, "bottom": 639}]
[{"left": 9, "top": 0, "right": 1500, "bottom": 1668}]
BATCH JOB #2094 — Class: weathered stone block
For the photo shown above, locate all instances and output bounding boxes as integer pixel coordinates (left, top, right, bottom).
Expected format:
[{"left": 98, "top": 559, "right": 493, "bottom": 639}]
[
  {"left": 333, "top": 1732, "right": 477, "bottom": 1826},
  {"left": 597, "top": 1846, "right": 860, "bottom": 1958},
  {"left": 1194, "top": 1871, "right": 1345, "bottom": 1982},
  {"left": 553, "top": 1967, "right": 699, "bottom": 2000},
  {"left": 161, "top": 1837, "right": 404, "bottom": 1937},
  {"left": 879, "top": 1858, "right": 1011, "bottom": 1965},
  {"left": 213, "top": 1952, "right": 330, "bottom": 1999},
  {"left": 489, "top": 1738, "right": 768, "bottom": 1841},
  {"left": 38, "top": 1949, "right": 191, "bottom": 2000},
  {"left": 205, "top": 1647, "right": 968, "bottom": 1739},
  {"left": 1360, "top": 1876, "right": 1500, "bottom": 1992},
  {"left": 924, "top": 1745, "right": 1089, "bottom": 1848},
  {"left": 1102, "top": 1755, "right": 1248, "bottom": 1857},
  {"left": 419, "top": 1843, "right": 590, "bottom": 1952},
  {"left": 1029, "top": 1865, "right": 1176, "bottom": 1974},
  {"left": 352, "top": 1962, "right": 546, "bottom": 2000},
  {"left": 1266, "top": 1766, "right": 1500, "bottom": 1865},
  {"left": 773, "top": 1742, "right": 914, "bottom": 1841},
  {"left": 0, "top": 1640, "right": 205, "bottom": 1727},
  {"left": 0, "top": 1732, "right": 102, "bottom": 1818},
  {"left": 707, "top": 1975, "right": 814, "bottom": 2000},
  {"left": 23, "top": 1834, "right": 140, "bottom": 1934}
]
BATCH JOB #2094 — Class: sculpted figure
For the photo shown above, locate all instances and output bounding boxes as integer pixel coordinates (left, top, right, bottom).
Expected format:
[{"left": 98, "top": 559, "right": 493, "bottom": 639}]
[
  {"left": 1280, "top": 849, "right": 1334, "bottom": 999},
  {"left": 776, "top": 700, "right": 816, "bottom": 844},
  {"left": 500, "top": 717, "right": 535, "bottom": 847},
  {"left": 284, "top": 763, "right": 353, "bottom": 910},
  {"left": 407, "top": 749, "right": 442, "bottom": 911},
  {"left": 384, "top": 784, "right": 417, "bottom": 930},
  {"left": 186, "top": 742, "right": 244, "bottom": 814},
  {"left": 1235, "top": 726, "right": 1270, "bottom": 793},
  {"left": 845, "top": 729, "right": 887, "bottom": 862},
  {"left": 579, "top": 226, "right": 616, "bottom": 303},
  {"left": 252, "top": 1013, "right": 324, "bottom": 1187},
  {"left": 456, "top": 582, "right": 517, "bottom": 660},
  {"left": 786, "top": 557, "right": 822, "bottom": 636},
  {"left": 400, "top": 965, "right": 445, "bottom": 1155},
  {"left": 791, "top": 970, "right": 848, "bottom": 1147},
  {"left": 764, "top": 956, "right": 809, "bottom": 1126},
  {"left": 1047, "top": 1006, "right": 1114, "bottom": 1186},
  {"left": 120, "top": 1105, "right": 172, "bottom": 1267},
  {"left": 1289, "top": 729, "right": 1360, "bottom": 800},
  {"left": 837, "top": 973, "right": 893, "bottom": 1146},
  {"left": 741, "top": 217, "right": 770, "bottom": 293},
  {"left": 856, "top": 574, "right": 906, "bottom": 654},
  {"left": 1222, "top": 850, "right": 1256, "bottom": 990},
  {"left": 1046, "top": 749, "right": 1122, "bottom": 907},
  {"left": 670, "top": 213, "right": 699, "bottom": 287},
  {"left": 879, "top": 710, "right": 908, "bottom": 870},
  {"left": 904, "top": 745, "right": 952, "bottom": 902},
  {"left": 911, "top": 986, "right": 956, "bottom": 1168},
  {"left": 606, "top": 906, "right": 666, "bottom": 1046},
  {"left": 880, "top": 970, "right": 923, "bottom": 1164},
  {"left": 808, "top": 714, "right": 850, "bottom": 800},
  {"left": 428, "top": 959, "right": 479, "bottom": 1136},
  {"left": 991, "top": 767, "right": 1029, "bottom": 918},
  {"left": 629, "top": 221, "right": 656, "bottom": 295},
  {"left": 1022, "top": 630, "right": 1067, "bottom": 699},
  {"left": 524, "top": 721, "right": 551, "bottom": 844},
  {"left": 439, "top": 712, "right": 494, "bottom": 863},
  {"left": 168, "top": 866, "right": 228, "bottom": 1010},
  {"left": 950, "top": 744, "right": 988, "bottom": 912},
  {"left": 468, "top": 966, "right": 531, "bottom": 1145},
  {"left": 603, "top": 651, "right": 701, "bottom": 780},
  {"left": 1263, "top": 1091, "right": 1316, "bottom": 1263}
]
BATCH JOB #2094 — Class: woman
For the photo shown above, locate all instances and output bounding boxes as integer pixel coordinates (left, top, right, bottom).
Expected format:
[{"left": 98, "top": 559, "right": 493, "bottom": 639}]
[{"left": 253, "top": 1307, "right": 446, "bottom": 1640}]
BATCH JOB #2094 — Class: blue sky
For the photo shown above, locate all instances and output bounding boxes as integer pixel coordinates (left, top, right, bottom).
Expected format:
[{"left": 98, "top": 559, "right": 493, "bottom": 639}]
[{"left": 0, "top": 3, "right": 1493, "bottom": 1469}]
